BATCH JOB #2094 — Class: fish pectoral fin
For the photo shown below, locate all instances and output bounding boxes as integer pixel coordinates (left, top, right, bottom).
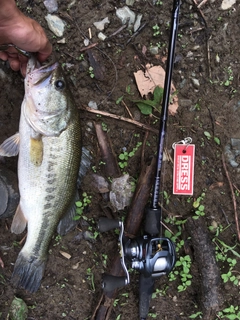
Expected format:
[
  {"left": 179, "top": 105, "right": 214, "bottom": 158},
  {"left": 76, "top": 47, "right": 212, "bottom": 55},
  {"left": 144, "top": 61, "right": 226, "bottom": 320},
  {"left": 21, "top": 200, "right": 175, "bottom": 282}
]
[
  {"left": 11, "top": 204, "right": 27, "bottom": 234},
  {"left": 30, "top": 136, "right": 43, "bottom": 166},
  {"left": 0, "top": 133, "right": 20, "bottom": 157},
  {"left": 57, "top": 190, "right": 79, "bottom": 236}
]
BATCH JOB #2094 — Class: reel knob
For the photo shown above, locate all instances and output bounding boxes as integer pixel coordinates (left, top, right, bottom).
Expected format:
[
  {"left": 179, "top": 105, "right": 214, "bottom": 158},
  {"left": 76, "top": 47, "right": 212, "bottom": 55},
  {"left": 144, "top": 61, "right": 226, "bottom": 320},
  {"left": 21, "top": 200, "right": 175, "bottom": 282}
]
[
  {"left": 102, "top": 274, "right": 127, "bottom": 292},
  {"left": 98, "top": 217, "right": 121, "bottom": 232}
]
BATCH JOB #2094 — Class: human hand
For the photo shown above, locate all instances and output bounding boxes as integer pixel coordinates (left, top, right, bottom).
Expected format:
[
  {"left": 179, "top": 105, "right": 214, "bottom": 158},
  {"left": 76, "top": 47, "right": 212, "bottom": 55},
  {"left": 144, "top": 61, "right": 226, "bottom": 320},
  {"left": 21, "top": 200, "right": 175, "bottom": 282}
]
[{"left": 0, "top": 0, "right": 52, "bottom": 76}]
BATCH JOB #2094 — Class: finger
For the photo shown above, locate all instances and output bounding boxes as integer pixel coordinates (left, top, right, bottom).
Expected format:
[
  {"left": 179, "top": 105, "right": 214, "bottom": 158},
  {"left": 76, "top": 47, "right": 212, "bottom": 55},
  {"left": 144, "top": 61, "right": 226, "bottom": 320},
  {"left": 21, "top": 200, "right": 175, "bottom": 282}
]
[
  {"left": 0, "top": 52, "right": 8, "bottom": 61},
  {"left": 37, "top": 41, "right": 52, "bottom": 63},
  {"left": 20, "top": 62, "right": 27, "bottom": 77},
  {"left": 9, "top": 58, "right": 21, "bottom": 71}
]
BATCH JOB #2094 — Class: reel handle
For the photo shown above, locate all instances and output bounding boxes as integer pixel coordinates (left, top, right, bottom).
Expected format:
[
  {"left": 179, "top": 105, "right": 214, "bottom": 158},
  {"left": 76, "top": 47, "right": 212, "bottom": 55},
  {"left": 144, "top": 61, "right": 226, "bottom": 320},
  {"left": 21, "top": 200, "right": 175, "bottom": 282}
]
[
  {"left": 98, "top": 217, "right": 121, "bottom": 233},
  {"left": 102, "top": 274, "right": 127, "bottom": 292}
]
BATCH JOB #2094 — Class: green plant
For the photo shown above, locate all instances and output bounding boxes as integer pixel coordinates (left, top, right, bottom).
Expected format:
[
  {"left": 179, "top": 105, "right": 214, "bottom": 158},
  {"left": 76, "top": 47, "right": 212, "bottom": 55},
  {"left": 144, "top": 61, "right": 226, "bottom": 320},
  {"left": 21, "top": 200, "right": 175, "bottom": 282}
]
[
  {"left": 101, "top": 122, "right": 108, "bottom": 132},
  {"left": 152, "top": 285, "right": 168, "bottom": 298},
  {"left": 132, "top": 86, "right": 164, "bottom": 115},
  {"left": 203, "top": 131, "right": 221, "bottom": 145},
  {"left": 223, "top": 66, "right": 233, "bottom": 87},
  {"left": 163, "top": 190, "right": 170, "bottom": 205},
  {"left": 86, "top": 267, "right": 95, "bottom": 291},
  {"left": 152, "top": 24, "right": 161, "bottom": 37},
  {"left": 174, "top": 255, "right": 192, "bottom": 292},
  {"left": 74, "top": 192, "right": 92, "bottom": 220},
  {"left": 189, "top": 311, "right": 202, "bottom": 319},
  {"left": 148, "top": 313, "right": 157, "bottom": 318},
  {"left": 192, "top": 192, "right": 206, "bottom": 219},
  {"left": 88, "top": 66, "right": 95, "bottom": 78},
  {"left": 116, "top": 95, "right": 124, "bottom": 104},
  {"left": 118, "top": 142, "right": 142, "bottom": 169},
  {"left": 217, "top": 305, "right": 240, "bottom": 319}
]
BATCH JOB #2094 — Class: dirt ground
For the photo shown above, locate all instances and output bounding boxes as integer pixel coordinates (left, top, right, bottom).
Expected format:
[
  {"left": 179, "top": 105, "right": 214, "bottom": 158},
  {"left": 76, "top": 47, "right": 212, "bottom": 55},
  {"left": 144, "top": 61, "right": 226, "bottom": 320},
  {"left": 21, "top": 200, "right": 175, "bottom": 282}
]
[{"left": 0, "top": 0, "right": 240, "bottom": 319}]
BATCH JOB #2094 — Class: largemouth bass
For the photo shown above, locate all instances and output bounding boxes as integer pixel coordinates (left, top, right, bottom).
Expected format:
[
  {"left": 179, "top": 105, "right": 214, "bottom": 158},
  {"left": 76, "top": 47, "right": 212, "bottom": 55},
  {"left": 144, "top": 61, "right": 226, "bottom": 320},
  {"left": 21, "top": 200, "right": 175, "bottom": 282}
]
[{"left": 0, "top": 56, "right": 81, "bottom": 292}]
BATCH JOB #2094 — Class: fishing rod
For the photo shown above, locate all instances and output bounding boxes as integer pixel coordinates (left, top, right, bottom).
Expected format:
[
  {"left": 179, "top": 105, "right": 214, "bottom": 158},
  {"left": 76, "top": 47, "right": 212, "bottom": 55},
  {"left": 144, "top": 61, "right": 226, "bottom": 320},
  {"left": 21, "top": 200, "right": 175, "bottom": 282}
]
[{"left": 98, "top": 0, "right": 181, "bottom": 318}]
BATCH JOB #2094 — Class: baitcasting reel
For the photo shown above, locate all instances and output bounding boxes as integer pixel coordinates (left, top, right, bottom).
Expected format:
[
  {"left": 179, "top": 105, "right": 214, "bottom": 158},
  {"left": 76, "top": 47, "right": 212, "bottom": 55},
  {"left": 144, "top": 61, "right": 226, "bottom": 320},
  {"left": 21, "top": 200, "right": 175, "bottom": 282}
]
[{"left": 98, "top": 217, "right": 176, "bottom": 292}]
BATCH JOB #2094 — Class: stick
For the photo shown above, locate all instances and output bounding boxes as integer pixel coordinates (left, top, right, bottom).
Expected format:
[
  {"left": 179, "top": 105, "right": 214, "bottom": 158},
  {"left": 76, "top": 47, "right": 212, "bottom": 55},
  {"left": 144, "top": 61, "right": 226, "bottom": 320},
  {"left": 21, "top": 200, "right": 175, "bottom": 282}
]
[
  {"left": 79, "top": 106, "right": 159, "bottom": 134},
  {"left": 186, "top": 217, "right": 223, "bottom": 319},
  {"left": 222, "top": 153, "right": 240, "bottom": 242},
  {"left": 94, "top": 122, "right": 121, "bottom": 178}
]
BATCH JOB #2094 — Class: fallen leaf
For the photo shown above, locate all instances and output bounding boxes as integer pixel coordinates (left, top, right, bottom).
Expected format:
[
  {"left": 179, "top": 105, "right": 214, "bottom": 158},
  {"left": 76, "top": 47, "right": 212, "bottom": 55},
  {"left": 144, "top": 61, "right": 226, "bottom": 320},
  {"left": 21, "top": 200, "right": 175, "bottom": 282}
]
[
  {"left": 134, "top": 63, "right": 178, "bottom": 115},
  {"left": 59, "top": 250, "right": 71, "bottom": 260},
  {"left": 209, "top": 182, "right": 224, "bottom": 190}
]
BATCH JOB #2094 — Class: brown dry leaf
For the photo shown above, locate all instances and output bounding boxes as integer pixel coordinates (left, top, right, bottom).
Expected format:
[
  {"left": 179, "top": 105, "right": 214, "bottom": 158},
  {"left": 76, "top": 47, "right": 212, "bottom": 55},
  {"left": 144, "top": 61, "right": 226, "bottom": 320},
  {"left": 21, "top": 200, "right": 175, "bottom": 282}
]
[
  {"left": 134, "top": 63, "right": 178, "bottom": 115},
  {"left": 59, "top": 250, "right": 71, "bottom": 260},
  {"left": 209, "top": 182, "right": 224, "bottom": 190}
]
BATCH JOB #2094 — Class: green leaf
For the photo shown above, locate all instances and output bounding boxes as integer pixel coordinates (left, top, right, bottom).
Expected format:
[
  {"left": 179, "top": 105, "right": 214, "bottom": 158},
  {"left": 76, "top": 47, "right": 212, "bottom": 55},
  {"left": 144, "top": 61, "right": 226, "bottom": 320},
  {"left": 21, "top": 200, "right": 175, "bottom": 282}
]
[
  {"left": 204, "top": 131, "right": 211, "bottom": 139},
  {"left": 8, "top": 297, "right": 28, "bottom": 320},
  {"left": 164, "top": 230, "right": 172, "bottom": 238},
  {"left": 136, "top": 102, "right": 153, "bottom": 115},
  {"left": 76, "top": 201, "right": 83, "bottom": 207},
  {"left": 214, "top": 136, "right": 220, "bottom": 145},
  {"left": 153, "top": 86, "right": 163, "bottom": 104},
  {"left": 116, "top": 95, "right": 124, "bottom": 104},
  {"left": 189, "top": 312, "right": 202, "bottom": 319},
  {"left": 198, "top": 205, "right": 205, "bottom": 211}
]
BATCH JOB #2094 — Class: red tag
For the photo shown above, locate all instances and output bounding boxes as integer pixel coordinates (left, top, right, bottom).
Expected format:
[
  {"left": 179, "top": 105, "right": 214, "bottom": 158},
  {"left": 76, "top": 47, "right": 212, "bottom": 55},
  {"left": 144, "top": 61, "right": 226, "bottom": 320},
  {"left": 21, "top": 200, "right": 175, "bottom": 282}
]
[{"left": 173, "top": 144, "right": 195, "bottom": 195}]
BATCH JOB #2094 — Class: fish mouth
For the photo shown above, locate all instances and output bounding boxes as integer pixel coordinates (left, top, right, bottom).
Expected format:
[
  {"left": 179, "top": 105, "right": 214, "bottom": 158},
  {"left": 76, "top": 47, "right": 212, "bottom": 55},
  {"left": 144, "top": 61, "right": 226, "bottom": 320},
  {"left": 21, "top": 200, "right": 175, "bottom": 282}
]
[{"left": 27, "top": 56, "right": 59, "bottom": 85}]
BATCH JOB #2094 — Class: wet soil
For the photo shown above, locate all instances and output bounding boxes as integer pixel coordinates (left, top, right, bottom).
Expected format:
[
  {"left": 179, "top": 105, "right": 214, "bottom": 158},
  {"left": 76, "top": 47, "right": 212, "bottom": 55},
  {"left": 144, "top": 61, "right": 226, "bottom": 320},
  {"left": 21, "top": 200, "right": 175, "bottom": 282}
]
[{"left": 0, "top": 0, "right": 240, "bottom": 319}]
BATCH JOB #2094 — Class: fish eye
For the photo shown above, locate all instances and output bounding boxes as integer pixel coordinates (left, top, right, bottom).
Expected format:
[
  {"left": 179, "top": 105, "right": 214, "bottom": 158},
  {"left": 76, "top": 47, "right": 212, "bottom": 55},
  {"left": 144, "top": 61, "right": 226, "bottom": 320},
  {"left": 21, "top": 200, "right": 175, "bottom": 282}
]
[{"left": 54, "top": 80, "right": 65, "bottom": 90}]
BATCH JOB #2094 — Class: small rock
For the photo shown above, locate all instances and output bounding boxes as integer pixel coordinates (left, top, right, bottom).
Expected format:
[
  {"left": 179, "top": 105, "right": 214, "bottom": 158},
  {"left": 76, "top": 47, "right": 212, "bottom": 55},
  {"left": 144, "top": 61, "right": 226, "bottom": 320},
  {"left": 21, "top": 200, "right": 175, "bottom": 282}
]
[
  {"left": 191, "top": 78, "right": 200, "bottom": 88},
  {"left": 98, "top": 32, "right": 107, "bottom": 41},
  {"left": 43, "top": 0, "right": 58, "bottom": 13},
  {"left": 84, "top": 38, "right": 90, "bottom": 46},
  {"left": 221, "top": 0, "right": 236, "bottom": 10},
  {"left": 109, "top": 174, "right": 134, "bottom": 211},
  {"left": 45, "top": 14, "right": 65, "bottom": 37},
  {"left": 57, "top": 38, "right": 66, "bottom": 44},
  {"left": 88, "top": 101, "right": 98, "bottom": 109},
  {"left": 116, "top": 6, "right": 136, "bottom": 28},
  {"left": 134, "top": 13, "right": 142, "bottom": 32},
  {"left": 149, "top": 46, "right": 159, "bottom": 55},
  {"left": 179, "top": 99, "right": 192, "bottom": 108},
  {"left": 126, "top": 0, "right": 135, "bottom": 5},
  {"left": 93, "top": 17, "right": 110, "bottom": 31}
]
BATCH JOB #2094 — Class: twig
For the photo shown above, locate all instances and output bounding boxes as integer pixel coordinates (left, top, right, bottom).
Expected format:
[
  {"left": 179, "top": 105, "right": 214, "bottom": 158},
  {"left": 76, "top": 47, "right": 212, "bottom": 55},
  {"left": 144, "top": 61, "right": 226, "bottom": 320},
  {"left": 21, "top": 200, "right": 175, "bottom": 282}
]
[
  {"left": 222, "top": 153, "right": 240, "bottom": 242},
  {"left": 197, "top": 0, "right": 208, "bottom": 9},
  {"left": 192, "top": 0, "right": 207, "bottom": 27},
  {"left": 107, "top": 25, "right": 127, "bottom": 39},
  {"left": 79, "top": 43, "right": 98, "bottom": 52},
  {"left": 79, "top": 106, "right": 159, "bottom": 134},
  {"left": 121, "top": 100, "right": 134, "bottom": 119}
]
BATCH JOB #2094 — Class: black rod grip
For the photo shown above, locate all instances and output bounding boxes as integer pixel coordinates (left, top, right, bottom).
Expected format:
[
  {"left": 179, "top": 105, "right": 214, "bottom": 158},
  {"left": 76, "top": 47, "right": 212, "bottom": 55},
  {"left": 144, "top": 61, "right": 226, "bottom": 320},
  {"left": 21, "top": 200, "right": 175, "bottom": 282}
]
[
  {"left": 139, "top": 274, "right": 155, "bottom": 319},
  {"left": 144, "top": 206, "right": 161, "bottom": 236},
  {"left": 102, "top": 274, "right": 127, "bottom": 292},
  {"left": 98, "top": 217, "right": 120, "bottom": 233}
]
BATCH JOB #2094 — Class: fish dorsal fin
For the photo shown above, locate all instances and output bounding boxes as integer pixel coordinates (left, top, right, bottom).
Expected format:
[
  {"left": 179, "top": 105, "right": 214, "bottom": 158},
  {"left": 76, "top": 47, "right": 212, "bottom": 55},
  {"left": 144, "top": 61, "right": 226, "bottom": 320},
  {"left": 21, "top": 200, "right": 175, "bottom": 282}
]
[
  {"left": 0, "top": 133, "right": 20, "bottom": 157},
  {"left": 11, "top": 204, "right": 27, "bottom": 234}
]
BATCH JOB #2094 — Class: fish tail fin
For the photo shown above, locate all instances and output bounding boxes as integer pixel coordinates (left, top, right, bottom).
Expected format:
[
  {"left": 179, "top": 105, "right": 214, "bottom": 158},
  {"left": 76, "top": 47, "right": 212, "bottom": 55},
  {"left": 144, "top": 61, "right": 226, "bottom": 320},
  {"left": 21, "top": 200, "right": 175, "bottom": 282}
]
[{"left": 11, "top": 252, "right": 46, "bottom": 293}]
